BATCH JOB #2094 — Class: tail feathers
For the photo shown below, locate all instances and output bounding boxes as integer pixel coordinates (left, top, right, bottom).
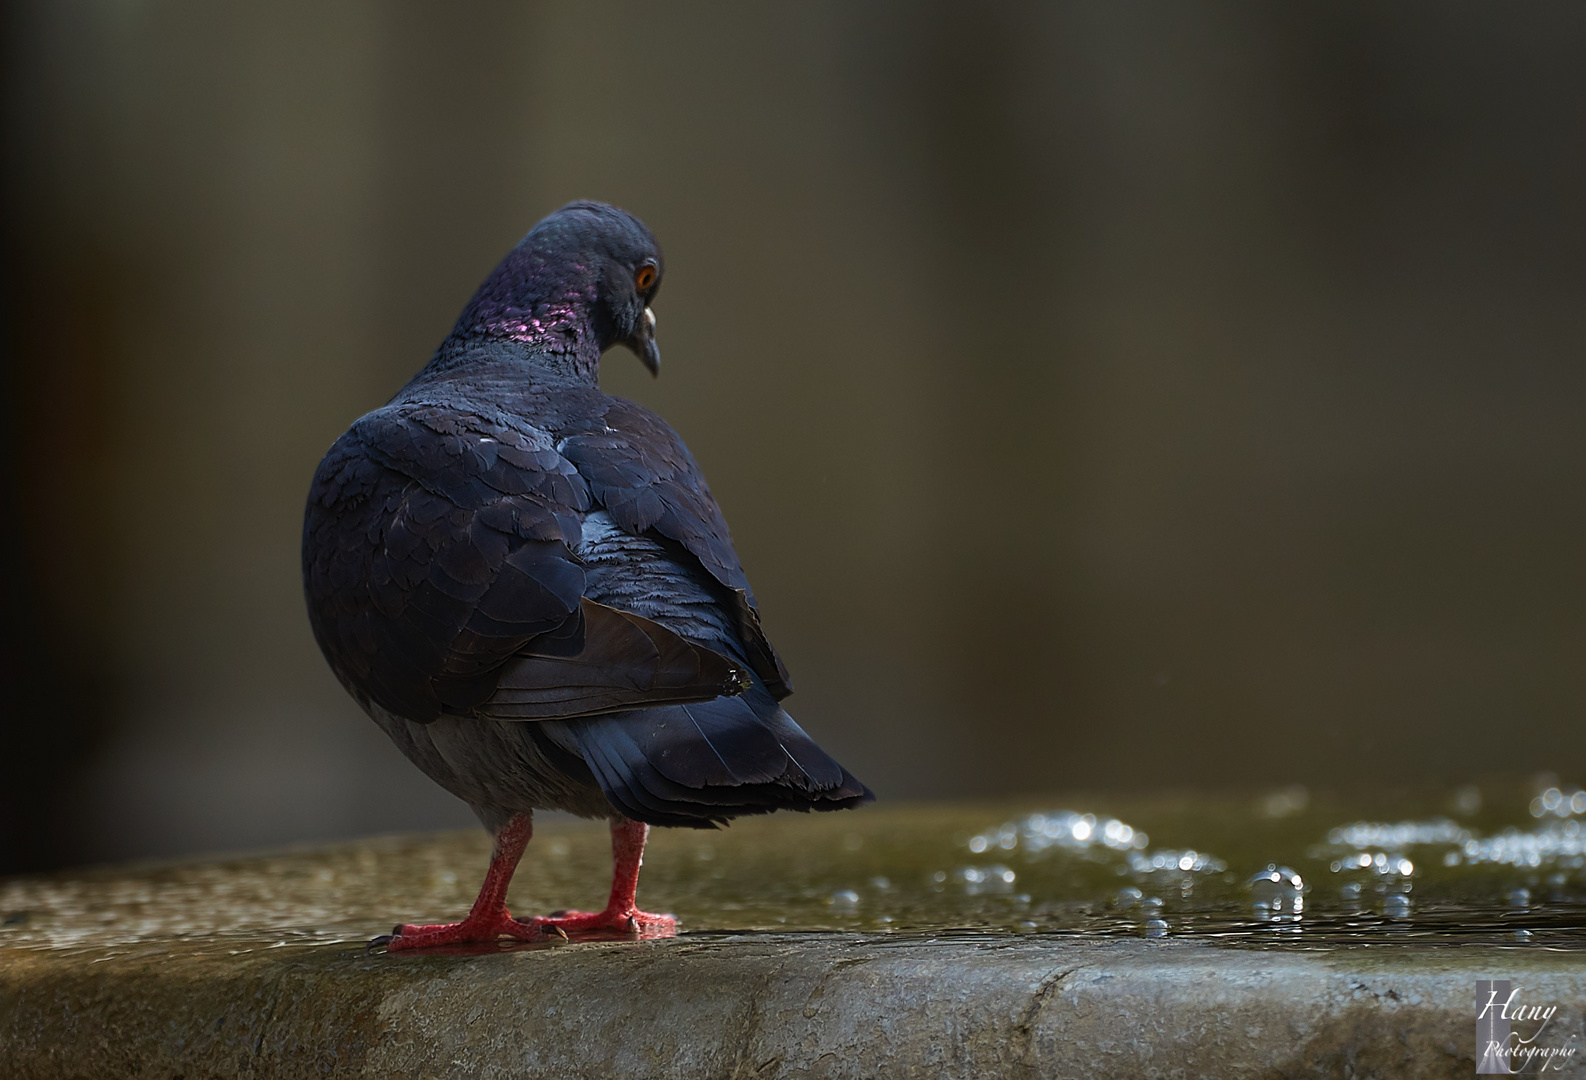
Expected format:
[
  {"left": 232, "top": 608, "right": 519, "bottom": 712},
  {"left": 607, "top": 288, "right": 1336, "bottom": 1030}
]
[{"left": 544, "top": 691, "right": 871, "bottom": 828}]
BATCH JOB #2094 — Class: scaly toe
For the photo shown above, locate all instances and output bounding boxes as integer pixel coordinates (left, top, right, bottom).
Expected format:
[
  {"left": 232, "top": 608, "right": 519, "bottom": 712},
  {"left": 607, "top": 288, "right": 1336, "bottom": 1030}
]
[
  {"left": 530, "top": 908, "right": 677, "bottom": 939},
  {"left": 381, "top": 910, "right": 544, "bottom": 951}
]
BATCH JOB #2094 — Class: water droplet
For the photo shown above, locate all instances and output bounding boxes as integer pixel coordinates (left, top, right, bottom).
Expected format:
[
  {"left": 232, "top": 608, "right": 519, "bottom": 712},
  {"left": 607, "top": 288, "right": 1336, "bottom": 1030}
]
[
  {"left": 1248, "top": 864, "right": 1303, "bottom": 891},
  {"left": 829, "top": 890, "right": 860, "bottom": 909},
  {"left": 1145, "top": 919, "right": 1169, "bottom": 937},
  {"left": 955, "top": 865, "right": 1015, "bottom": 894},
  {"left": 1248, "top": 865, "right": 1305, "bottom": 914},
  {"left": 1326, "top": 820, "right": 1469, "bottom": 848},
  {"left": 1130, "top": 849, "right": 1226, "bottom": 876}
]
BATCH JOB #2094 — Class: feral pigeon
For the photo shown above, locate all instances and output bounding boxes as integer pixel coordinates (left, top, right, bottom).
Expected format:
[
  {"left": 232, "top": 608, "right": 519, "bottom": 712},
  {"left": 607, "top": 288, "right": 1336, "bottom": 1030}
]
[{"left": 302, "top": 202, "right": 871, "bottom": 948}]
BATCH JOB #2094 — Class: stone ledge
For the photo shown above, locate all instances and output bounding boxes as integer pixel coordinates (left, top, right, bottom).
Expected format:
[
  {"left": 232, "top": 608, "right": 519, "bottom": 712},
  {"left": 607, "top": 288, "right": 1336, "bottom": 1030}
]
[
  {"left": 5, "top": 807, "right": 1585, "bottom": 1079},
  {"left": 3, "top": 932, "right": 1583, "bottom": 1078}
]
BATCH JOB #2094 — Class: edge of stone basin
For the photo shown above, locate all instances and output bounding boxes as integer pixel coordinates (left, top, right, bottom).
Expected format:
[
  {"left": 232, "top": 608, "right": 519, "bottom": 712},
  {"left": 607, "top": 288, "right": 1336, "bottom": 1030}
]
[{"left": 3, "top": 934, "right": 1584, "bottom": 1080}]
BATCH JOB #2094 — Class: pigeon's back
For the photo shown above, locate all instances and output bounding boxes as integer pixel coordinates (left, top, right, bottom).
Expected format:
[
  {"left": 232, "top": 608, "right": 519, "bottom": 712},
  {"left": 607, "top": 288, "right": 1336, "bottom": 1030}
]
[{"left": 303, "top": 203, "right": 870, "bottom": 831}]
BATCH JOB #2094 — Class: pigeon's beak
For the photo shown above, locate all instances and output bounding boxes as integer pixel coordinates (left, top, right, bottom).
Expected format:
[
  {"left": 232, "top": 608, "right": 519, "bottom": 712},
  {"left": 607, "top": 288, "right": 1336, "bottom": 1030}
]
[{"left": 625, "top": 306, "right": 661, "bottom": 377}]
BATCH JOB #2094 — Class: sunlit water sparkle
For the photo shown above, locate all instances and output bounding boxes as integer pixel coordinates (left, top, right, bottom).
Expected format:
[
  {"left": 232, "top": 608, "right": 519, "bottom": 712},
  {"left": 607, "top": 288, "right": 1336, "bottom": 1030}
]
[{"left": 3, "top": 782, "right": 1585, "bottom": 952}]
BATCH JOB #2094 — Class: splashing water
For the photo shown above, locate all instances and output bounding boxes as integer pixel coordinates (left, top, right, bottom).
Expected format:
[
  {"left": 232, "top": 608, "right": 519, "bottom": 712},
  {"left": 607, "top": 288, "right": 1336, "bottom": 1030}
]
[{"left": 5, "top": 781, "right": 1586, "bottom": 951}]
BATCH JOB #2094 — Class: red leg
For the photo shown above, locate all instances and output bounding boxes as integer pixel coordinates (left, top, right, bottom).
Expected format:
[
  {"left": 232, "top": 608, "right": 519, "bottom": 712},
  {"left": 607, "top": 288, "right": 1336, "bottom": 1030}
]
[
  {"left": 380, "top": 814, "right": 543, "bottom": 951},
  {"left": 530, "top": 818, "right": 677, "bottom": 938}
]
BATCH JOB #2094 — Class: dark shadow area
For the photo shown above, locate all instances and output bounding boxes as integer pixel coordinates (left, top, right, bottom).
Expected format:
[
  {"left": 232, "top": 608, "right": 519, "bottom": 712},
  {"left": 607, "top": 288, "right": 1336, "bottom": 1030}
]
[{"left": 0, "top": 3, "right": 114, "bottom": 873}]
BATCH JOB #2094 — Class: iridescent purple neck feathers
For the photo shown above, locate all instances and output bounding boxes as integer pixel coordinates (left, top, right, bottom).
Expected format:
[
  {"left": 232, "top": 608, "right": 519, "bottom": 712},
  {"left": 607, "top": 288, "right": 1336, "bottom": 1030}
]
[
  {"left": 453, "top": 251, "right": 601, "bottom": 362},
  {"left": 440, "top": 202, "right": 664, "bottom": 384}
]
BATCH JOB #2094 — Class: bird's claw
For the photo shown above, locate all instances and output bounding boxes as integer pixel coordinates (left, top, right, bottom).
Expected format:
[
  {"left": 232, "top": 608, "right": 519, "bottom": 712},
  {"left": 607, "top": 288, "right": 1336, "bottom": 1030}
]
[{"left": 529, "top": 907, "right": 677, "bottom": 939}]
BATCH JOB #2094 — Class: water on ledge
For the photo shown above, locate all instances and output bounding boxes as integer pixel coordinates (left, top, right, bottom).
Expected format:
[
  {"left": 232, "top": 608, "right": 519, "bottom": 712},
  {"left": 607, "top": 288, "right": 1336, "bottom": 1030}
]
[{"left": 3, "top": 782, "right": 1585, "bottom": 953}]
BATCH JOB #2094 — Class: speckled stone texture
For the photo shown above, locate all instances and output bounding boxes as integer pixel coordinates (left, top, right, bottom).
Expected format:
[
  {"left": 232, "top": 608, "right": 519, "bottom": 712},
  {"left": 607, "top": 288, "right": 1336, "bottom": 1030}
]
[{"left": 6, "top": 933, "right": 1586, "bottom": 1077}]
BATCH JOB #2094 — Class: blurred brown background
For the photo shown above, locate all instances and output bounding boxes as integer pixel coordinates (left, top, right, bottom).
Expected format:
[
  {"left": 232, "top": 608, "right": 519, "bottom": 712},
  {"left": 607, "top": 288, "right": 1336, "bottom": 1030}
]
[{"left": 4, "top": 2, "right": 1586, "bottom": 871}]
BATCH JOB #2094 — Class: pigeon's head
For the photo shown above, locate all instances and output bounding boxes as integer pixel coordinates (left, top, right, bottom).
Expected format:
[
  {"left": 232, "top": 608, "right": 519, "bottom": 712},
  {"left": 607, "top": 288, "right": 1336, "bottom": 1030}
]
[{"left": 455, "top": 201, "right": 665, "bottom": 376}]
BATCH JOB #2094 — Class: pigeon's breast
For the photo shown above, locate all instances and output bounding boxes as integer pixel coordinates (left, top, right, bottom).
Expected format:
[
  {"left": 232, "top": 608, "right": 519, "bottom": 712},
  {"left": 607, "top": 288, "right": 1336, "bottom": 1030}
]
[{"left": 575, "top": 510, "right": 740, "bottom": 656}]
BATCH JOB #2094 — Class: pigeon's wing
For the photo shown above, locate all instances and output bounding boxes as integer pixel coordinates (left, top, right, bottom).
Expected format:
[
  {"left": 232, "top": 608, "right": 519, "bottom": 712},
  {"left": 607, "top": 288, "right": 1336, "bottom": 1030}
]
[
  {"left": 485, "top": 599, "right": 747, "bottom": 719},
  {"left": 303, "top": 402, "right": 747, "bottom": 723},
  {"left": 557, "top": 397, "right": 795, "bottom": 700}
]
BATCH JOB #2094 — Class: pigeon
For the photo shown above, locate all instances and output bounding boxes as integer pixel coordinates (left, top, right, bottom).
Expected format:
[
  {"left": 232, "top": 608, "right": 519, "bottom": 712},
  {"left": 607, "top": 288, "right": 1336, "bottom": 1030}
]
[{"left": 302, "top": 202, "right": 871, "bottom": 949}]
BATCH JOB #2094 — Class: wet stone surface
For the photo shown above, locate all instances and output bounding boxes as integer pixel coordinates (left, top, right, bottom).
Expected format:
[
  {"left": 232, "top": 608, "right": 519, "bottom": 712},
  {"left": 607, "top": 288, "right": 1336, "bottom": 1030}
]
[{"left": 3, "top": 792, "right": 1585, "bottom": 1077}]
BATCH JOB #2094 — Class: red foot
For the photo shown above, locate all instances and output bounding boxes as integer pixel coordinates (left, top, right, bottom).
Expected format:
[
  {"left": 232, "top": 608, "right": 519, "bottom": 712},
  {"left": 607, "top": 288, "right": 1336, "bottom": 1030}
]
[
  {"left": 374, "top": 814, "right": 542, "bottom": 952},
  {"left": 380, "top": 908, "right": 543, "bottom": 951},
  {"left": 530, "top": 905, "right": 677, "bottom": 940},
  {"left": 371, "top": 815, "right": 676, "bottom": 952}
]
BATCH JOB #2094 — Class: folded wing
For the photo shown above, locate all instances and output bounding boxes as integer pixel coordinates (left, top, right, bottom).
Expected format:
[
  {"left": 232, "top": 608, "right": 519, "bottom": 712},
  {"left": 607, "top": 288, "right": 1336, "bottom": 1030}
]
[{"left": 480, "top": 599, "right": 748, "bottom": 719}]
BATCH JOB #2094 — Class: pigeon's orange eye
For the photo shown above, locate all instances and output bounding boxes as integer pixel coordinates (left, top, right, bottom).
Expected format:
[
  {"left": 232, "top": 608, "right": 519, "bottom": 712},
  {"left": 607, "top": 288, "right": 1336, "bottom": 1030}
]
[{"left": 635, "top": 264, "right": 657, "bottom": 292}]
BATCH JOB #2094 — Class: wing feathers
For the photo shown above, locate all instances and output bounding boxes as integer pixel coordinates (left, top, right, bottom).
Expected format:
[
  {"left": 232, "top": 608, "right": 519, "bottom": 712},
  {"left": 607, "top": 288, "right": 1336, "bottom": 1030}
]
[
  {"left": 558, "top": 398, "right": 794, "bottom": 699},
  {"left": 477, "top": 600, "right": 748, "bottom": 720}
]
